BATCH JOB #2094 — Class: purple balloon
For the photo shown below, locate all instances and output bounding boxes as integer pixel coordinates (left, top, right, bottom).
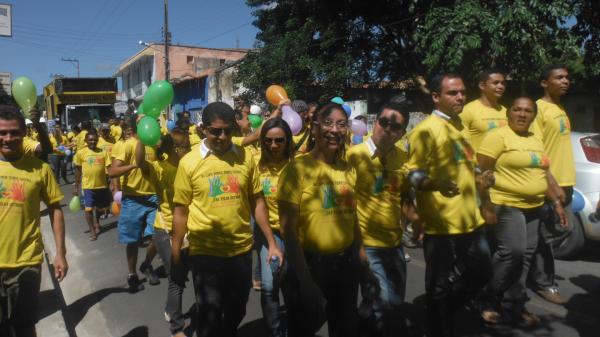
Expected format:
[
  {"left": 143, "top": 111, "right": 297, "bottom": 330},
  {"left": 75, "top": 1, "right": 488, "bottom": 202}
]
[
  {"left": 282, "top": 105, "right": 303, "bottom": 135},
  {"left": 350, "top": 119, "right": 367, "bottom": 136},
  {"left": 113, "top": 191, "right": 122, "bottom": 204}
]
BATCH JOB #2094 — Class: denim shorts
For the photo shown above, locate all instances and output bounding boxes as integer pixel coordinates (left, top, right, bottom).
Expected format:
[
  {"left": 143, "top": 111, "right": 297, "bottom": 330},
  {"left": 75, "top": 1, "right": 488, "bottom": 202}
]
[
  {"left": 83, "top": 188, "right": 112, "bottom": 210},
  {"left": 118, "top": 194, "right": 158, "bottom": 244}
]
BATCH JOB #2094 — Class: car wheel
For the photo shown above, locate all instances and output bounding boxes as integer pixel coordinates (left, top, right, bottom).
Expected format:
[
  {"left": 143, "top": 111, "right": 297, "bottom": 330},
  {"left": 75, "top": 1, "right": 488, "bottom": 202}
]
[{"left": 552, "top": 212, "right": 585, "bottom": 259}]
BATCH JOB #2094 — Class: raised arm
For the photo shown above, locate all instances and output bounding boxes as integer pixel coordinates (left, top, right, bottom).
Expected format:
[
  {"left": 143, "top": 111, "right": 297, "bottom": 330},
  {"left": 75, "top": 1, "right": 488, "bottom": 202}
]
[{"left": 134, "top": 139, "right": 150, "bottom": 175}]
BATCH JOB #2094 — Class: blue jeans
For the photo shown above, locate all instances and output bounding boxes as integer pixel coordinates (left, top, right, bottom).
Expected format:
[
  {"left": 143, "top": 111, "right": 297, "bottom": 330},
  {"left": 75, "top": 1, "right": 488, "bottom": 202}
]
[
  {"left": 256, "top": 230, "right": 286, "bottom": 337},
  {"left": 364, "top": 246, "right": 407, "bottom": 336}
]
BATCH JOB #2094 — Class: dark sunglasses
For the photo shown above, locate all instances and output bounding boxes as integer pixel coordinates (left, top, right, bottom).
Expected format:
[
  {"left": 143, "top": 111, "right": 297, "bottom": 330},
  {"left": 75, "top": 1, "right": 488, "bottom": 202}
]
[
  {"left": 263, "top": 137, "right": 285, "bottom": 145},
  {"left": 207, "top": 127, "right": 233, "bottom": 136},
  {"left": 378, "top": 117, "right": 404, "bottom": 131}
]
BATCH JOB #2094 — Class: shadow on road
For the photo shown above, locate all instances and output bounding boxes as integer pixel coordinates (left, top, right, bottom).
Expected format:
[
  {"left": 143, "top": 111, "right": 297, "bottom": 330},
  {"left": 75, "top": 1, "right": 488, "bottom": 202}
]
[
  {"left": 64, "top": 286, "right": 129, "bottom": 329},
  {"left": 122, "top": 326, "right": 149, "bottom": 337},
  {"left": 565, "top": 274, "right": 600, "bottom": 337}
]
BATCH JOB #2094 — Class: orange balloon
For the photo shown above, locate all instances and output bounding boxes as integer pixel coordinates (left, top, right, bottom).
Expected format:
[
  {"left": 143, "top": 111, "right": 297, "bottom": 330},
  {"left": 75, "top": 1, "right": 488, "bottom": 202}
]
[
  {"left": 266, "top": 85, "right": 288, "bottom": 106},
  {"left": 111, "top": 202, "right": 121, "bottom": 216}
]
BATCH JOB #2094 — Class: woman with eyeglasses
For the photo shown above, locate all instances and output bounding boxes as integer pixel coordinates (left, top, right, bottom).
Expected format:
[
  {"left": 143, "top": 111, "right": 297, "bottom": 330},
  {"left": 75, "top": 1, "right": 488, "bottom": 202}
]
[
  {"left": 171, "top": 102, "right": 283, "bottom": 337},
  {"left": 254, "top": 118, "right": 295, "bottom": 337},
  {"left": 478, "top": 97, "right": 567, "bottom": 326},
  {"left": 278, "top": 103, "right": 364, "bottom": 337},
  {"left": 135, "top": 127, "right": 191, "bottom": 337}
]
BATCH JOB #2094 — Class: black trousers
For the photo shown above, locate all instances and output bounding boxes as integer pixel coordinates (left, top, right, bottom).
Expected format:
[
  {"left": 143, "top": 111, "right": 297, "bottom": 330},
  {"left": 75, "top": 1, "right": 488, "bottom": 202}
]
[
  {"left": 423, "top": 226, "right": 492, "bottom": 337},
  {"left": 189, "top": 252, "right": 252, "bottom": 337}
]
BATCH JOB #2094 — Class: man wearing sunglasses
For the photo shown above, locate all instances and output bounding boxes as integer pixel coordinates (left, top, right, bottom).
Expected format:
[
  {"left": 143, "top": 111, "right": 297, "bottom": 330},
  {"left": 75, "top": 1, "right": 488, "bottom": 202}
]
[
  {"left": 171, "top": 102, "right": 283, "bottom": 337},
  {"left": 347, "top": 102, "right": 420, "bottom": 336}
]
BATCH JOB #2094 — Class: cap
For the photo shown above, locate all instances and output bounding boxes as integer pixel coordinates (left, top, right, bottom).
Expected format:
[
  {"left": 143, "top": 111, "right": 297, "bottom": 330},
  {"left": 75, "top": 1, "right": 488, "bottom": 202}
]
[{"left": 250, "top": 105, "right": 262, "bottom": 115}]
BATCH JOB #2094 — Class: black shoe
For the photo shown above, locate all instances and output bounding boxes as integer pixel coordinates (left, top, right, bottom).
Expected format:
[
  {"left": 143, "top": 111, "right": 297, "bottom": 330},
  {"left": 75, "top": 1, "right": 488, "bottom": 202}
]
[
  {"left": 140, "top": 262, "right": 160, "bottom": 285},
  {"left": 127, "top": 274, "right": 145, "bottom": 293}
]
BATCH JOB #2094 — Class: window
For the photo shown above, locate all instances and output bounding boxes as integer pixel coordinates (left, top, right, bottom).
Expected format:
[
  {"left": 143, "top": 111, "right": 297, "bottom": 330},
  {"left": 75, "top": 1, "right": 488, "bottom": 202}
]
[{"left": 187, "top": 55, "right": 194, "bottom": 64}]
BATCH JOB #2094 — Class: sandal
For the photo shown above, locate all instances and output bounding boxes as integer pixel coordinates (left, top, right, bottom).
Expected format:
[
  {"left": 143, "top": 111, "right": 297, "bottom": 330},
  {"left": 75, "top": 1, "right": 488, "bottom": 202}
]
[
  {"left": 89, "top": 235, "right": 97, "bottom": 241},
  {"left": 481, "top": 309, "right": 501, "bottom": 324}
]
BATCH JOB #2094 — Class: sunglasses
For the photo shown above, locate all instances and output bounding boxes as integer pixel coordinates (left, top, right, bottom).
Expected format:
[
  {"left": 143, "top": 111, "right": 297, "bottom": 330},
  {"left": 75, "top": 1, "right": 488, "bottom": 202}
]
[
  {"left": 206, "top": 127, "right": 233, "bottom": 136},
  {"left": 263, "top": 137, "right": 285, "bottom": 145},
  {"left": 378, "top": 117, "right": 404, "bottom": 131}
]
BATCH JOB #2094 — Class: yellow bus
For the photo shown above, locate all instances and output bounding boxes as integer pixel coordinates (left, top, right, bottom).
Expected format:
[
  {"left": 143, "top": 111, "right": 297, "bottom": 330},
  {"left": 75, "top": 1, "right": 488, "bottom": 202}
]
[{"left": 44, "top": 77, "right": 117, "bottom": 129}]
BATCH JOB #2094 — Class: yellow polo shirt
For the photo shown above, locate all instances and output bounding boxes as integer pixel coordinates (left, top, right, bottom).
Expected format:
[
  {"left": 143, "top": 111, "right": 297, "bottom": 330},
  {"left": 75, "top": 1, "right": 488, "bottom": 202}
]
[
  {"left": 406, "top": 113, "right": 483, "bottom": 235},
  {"left": 73, "top": 147, "right": 111, "bottom": 189},
  {"left": 173, "top": 142, "right": 261, "bottom": 257},
  {"left": 0, "top": 156, "right": 64, "bottom": 268},
  {"left": 110, "top": 125, "right": 122, "bottom": 141},
  {"left": 278, "top": 154, "right": 357, "bottom": 254},
  {"left": 531, "top": 99, "right": 576, "bottom": 187},
  {"left": 460, "top": 99, "right": 507, "bottom": 151},
  {"left": 479, "top": 126, "right": 548, "bottom": 209},
  {"left": 347, "top": 140, "right": 408, "bottom": 247}
]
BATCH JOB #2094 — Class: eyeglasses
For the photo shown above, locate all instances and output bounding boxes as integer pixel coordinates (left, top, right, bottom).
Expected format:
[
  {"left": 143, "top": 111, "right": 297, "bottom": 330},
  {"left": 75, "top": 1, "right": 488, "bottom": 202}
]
[
  {"left": 206, "top": 127, "right": 233, "bottom": 137},
  {"left": 315, "top": 119, "right": 348, "bottom": 130},
  {"left": 263, "top": 137, "right": 285, "bottom": 145},
  {"left": 378, "top": 117, "right": 404, "bottom": 131}
]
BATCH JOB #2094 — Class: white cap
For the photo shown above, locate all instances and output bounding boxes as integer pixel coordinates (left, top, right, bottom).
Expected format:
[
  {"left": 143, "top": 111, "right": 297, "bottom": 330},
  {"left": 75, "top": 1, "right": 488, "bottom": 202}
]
[
  {"left": 39, "top": 117, "right": 46, "bottom": 123},
  {"left": 250, "top": 105, "right": 262, "bottom": 115},
  {"left": 25, "top": 119, "right": 33, "bottom": 125}
]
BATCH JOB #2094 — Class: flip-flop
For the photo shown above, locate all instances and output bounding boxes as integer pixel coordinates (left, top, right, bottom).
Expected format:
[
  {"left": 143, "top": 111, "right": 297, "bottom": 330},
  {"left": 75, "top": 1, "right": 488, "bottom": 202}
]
[{"left": 89, "top": 235, "right": 97, "bottom": 241}]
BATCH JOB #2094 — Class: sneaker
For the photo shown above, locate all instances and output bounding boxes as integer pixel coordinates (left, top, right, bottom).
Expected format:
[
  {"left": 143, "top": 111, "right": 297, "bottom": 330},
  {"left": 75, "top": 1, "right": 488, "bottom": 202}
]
[
  {"left": 140, "top": 261, "right": 160, "bottom": 285},
  {"left": 127, "top": 274, "right": 145, "bottom": 293},
  {"left": 404, "top": 252, "right": 411, "bottom": 262},
  {"left": 535, "top": 287, "right": 567, "bottom": 305},
  {"left": 164, "top": 311, "right": 171, "bottom": 322},
  {"left": 252, "top": 279, "right": 261, "bottom": 291}
]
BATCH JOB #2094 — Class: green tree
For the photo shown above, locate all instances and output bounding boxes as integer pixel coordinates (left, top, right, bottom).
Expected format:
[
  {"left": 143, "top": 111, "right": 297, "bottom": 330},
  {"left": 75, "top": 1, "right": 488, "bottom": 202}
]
[{"left": 236, "top": 0, "right": 598, "bottom": 101}]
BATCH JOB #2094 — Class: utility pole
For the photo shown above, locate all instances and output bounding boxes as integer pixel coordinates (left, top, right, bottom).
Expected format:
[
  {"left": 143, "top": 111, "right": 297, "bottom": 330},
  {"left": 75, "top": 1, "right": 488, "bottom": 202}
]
[
  {"left": 163, "top": 0, "right": 170, "bottom": 82},
  {"left": 61, "top": 58, "right": 80, "bottom": 77},
  {"left": 163, "top": 0, "right": 171, "bottom": 119}
]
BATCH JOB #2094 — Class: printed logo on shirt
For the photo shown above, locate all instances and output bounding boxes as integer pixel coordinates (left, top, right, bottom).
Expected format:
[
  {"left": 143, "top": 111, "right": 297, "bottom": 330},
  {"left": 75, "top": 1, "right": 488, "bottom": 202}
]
[
  {"left": 530, "top": 152, "right": 550, "bottom": 169},
  {"left": 208, "top": 174, "right": 241, "bottom": 198},
  {"left": 0, "top": 178, "right": 27, "bottom": 203},
  {"left": 486, "top": 119, "right": 507, "bottom": 131},
  {"left": 372, "top": 172, "right": 400, "bottom": 195},
  {"left": 559, "top": 117, "right": 570, "bottom": 135},
  {"left": 262, "top": 178, "right": 277, "bottom": 196},
  {"left": 86, "top": 155, "right": 104, "bottom": 166},
  {"left": 321, "top": 184, "right": 355, "bottom": 209},
  {"left": 452, "top": 139, "right": 474, "bottom": 163}
]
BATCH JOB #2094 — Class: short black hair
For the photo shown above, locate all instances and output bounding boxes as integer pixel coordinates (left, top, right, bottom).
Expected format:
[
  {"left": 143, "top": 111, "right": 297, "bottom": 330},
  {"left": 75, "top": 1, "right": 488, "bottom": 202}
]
[
  {"left": 539, "top": 64, "right": 568, "bottom": 82},
  {"left": 86, "top": 129, "right": 99, "bottom": 138},
  {"left": 377, "top": 102, "right": 410, "bottom": 127},
  {"left": 428, "top": 73, "right": 463, "bottom": 95},
  {"left": 479, "top": 68, "right": 505, "bottom": 83},
  {"left": 0, "top": 104, "right": 26, "bottom": 130},
  {"left": 81, "top": 120, "right": 92, "bottom": 130},
  {"left": 201, "top": 102, "right": 236, "bottom": 127},
  {"left": 510, "top": 96, "right": 538, "bottom": 115}
]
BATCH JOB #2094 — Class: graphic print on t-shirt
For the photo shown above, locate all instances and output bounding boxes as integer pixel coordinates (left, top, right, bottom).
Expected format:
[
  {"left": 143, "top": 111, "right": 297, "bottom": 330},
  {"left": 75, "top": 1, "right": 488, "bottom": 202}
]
[
  {"left": 530, "top": 152, "right": 550, "bottom": 169},
  {"left": 262, "top": 178, "right": 277, "bottom": 196},
  {"left": 208, "top": 174, "right": 241, "bottom": 198},
  {"left": 0, "top": 178, "right": 27, "bottom": 203},
  {"left": 321, "top": 184, "right": 354, "bottom": 210}
]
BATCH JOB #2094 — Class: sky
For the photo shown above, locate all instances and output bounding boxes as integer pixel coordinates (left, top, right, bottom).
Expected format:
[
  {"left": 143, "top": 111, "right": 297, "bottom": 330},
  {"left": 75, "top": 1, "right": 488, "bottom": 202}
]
[{"left": 0, "top": 0, "right": 259, "bottom": 95}]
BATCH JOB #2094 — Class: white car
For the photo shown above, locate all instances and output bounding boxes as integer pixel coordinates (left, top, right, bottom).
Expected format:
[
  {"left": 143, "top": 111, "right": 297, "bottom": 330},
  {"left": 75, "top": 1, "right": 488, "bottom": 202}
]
[{"left": 552, "top": 132, "right": 600, "bottom": 258}]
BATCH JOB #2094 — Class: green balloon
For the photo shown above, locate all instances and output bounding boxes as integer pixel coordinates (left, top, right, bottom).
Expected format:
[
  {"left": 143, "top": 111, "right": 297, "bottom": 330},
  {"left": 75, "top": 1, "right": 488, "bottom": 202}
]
[
  {"left": 248, "top": 114, "right": 263, "bottom": 128},
  {"left": 137, "top": 116, "right": 161, "bottom": 146},
  {"left": 11, "top": 76, "right": 37, "bottom": 115},
  {"left": 69, "top": 196, "right": 80, "bottom": 213},
  {"left": 137, "top": 103, "right": 145, "bottom": 114},
  {"left": 142, "top": 80, "right": 174, "bottom": 118}
]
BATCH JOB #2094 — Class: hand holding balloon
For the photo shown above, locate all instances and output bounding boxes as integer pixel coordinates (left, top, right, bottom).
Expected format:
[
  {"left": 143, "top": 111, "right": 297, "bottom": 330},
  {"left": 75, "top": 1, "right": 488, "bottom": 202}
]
[{"left": 266, "top": 85, "right": 289, "bottom": 106}]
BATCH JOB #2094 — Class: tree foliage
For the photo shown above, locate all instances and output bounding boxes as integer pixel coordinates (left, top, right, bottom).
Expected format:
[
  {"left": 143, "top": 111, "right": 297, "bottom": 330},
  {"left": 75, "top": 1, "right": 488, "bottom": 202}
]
[{"left": 236, "top": 0, "right": 599, "bottom": 101}]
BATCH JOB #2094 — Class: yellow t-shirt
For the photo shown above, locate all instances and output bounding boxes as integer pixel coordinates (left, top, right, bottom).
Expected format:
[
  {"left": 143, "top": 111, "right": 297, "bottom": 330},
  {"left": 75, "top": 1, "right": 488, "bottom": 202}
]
[
  {"left": 75, "top": 130, "right": 88, "bottom": 151},
  {"left": 278, "top": 154, "right": 357, "bottom": 254},
  {"left": 531, "top": 99, "right": 576, "bottom": 187},
  {"left": 173, "top": 145, "right": 261, "bottom": 257},
  {"left": 49, "top": 135, "right": 67, "bottom": 156},
  {"left": 149, "top": 160, "right": 178, "bottom": 231},
  {"left": 479, "top": 126, "right": 549, "bottom": 209},
  {"left": 347, "top": 141, "right": 408, "bottom": 248},
  {"left": 258, "top": 161, "right": 288, "bottom": 232},
  {"left": 73, "top": 147, "right": 111, "bottom": 189},
  {"left": 113, "top": 138, "right": 157, "bottom": 196},
  {"left": 232, "top": 136, "right": 261, "bottom": 161},
  {"left": 110, "top": 125, "right": 122, "bottom": 141},
  {"left": 189, "top": 125, "right": 201, "bottom": 146},
  {"left": 460, "top": 99, "right": 507, "bottom": 151},
  {"left": 292, "top": 127, "right": 311, "bottom": 155},
  {"left": 66, "top": 131, "right": 75, "bottom": 143},
  {"left": 97, "top": 137, "right": 115, "bottom": 158},
  {"left": 23, "top": 137, "right": 40, "bottom": 156},
  {"left": 406, "top": 114, "right": 483, "bottom": 235},
  {"left": 0, "top": 156, "right": 64, "bottom": 268}
]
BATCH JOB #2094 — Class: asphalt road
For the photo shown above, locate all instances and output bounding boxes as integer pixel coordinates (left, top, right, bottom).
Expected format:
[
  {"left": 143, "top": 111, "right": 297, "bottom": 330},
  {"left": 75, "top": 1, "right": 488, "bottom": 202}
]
[{"left": 36, "top": 181, "right": 600, "bottom": 337}]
